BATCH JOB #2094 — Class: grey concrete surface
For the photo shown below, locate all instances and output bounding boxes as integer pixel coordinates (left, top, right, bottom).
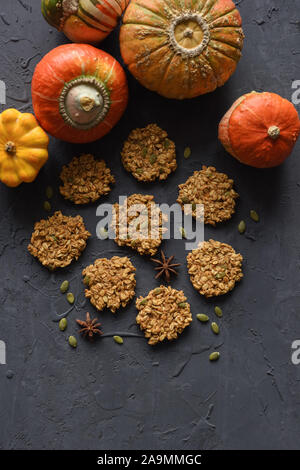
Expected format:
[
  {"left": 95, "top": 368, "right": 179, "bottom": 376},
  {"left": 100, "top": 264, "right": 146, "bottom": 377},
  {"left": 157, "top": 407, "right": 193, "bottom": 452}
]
[{"left": 0, "top": 0, "right": 300, "bottom": 450}]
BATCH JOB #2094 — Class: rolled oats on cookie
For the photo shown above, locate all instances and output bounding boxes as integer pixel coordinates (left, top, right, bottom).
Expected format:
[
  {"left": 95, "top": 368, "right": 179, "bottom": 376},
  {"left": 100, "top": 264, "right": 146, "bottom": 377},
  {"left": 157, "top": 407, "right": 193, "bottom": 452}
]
[
  {"left": 187, "top": 239, "right": 243, "bottom": 298},
  {"left": 121, "top": 124, "right": 177, "bottom": 182},
  {"left": 177, "top": 166, "right": 239, "bottom": 226},
  {"left": 136, "top": 285, "right": 192, "bottom": 345},
  {"left": 82, "top": 256, "right": 136, "bottom": 313},
  {"left": 59, "top": 154, "right": 115, "bottom": 204},
  {"left": 112, "top": 194, "right": 167, "bottom": 256},
  {"left": 28, "top": 211, "right": 91, "bottom": 270}
]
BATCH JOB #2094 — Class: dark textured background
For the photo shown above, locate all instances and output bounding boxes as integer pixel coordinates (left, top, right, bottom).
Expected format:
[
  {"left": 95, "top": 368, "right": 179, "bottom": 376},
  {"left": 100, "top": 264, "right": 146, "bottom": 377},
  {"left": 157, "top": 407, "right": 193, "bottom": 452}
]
[{"left": 0, "top": 0, "right": 300, "bottom": 450}]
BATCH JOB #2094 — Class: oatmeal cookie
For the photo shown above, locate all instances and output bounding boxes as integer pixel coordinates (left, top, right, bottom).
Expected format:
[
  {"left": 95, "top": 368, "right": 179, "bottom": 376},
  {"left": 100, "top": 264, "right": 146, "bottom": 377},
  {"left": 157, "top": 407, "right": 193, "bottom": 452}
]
[
  {"left": 59, "top": 154, "right": 115, "bottom": 204},
  {"left": 187, "top": 239, "right": 243, "bottom": 297},
  {"left": 28, "top": 211, "right": 91, "bottom": 270},
  {"left": 112, "top": 194, "right": 167, "bottom": 256},
  {"left": 82, "top": 256, "right": 136, "bottom": 313},
  {"left": 136, "top": 285, "right": 192, "bottom": 345},
  {"left": 177, "top": 166, "right": 239, "bottom": 226},
  {"left": 121, "top": 124, "right": 177, "bottom": 182}
]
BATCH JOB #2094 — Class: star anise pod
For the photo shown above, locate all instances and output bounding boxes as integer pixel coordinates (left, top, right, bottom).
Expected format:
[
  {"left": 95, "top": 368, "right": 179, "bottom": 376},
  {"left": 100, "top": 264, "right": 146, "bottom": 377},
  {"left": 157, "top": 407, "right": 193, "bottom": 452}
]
[
  {"left": 76, "top": 312, "right": 102, "bottom": 341},
  {"left": 151, "top": 250, "right": 181, "bottom": 283}
]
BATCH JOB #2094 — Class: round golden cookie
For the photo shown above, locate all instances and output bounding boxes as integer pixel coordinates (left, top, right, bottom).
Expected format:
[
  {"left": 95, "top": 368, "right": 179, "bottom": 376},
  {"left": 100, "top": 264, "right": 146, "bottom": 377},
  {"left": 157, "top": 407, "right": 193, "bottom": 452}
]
[
  {"left": 121, "top": 124, "right": 177, "bottom": 182},
  {"left": 28, "top": 211, "right": 91, "bottom": 270},
  {"left": 112, "top": 194, "right": 167, "bottom": 256},
  {"left": 59, "top": 154, "right": 115, "bottom": 204},
  {"left": 187, "top": 239, "right": 243, "bottom": 298},
  {"left": 136, "top": 285, "right": 192, "bottom": 345},
  {"left": 82, "top": 256, "right": 136, "bottom": 313},
  {"left": 177, "top": 166, "right": 239, "bottom": 226}
]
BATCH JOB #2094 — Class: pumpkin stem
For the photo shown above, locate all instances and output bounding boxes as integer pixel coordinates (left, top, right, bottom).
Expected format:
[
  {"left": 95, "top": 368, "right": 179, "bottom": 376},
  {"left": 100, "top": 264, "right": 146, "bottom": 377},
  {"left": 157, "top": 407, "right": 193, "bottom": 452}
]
[
  {"left": 80, "top": 96, "right": 96, "bottom": 112},
  {"left": 169, "top": 13, "right": 210, "bottom": 58},
  {"left": 59, "top": 77, "right": 110, "bottom": 130},
  {"left": 268, "top": 126, "right": 280, "bottom": 140},
  {"left": 5, "top": 141, "right": 16, "bottom": 154}
]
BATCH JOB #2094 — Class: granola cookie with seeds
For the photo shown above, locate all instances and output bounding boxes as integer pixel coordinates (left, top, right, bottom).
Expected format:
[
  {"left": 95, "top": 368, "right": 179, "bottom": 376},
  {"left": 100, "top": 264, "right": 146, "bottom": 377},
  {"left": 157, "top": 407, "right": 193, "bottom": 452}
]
[
  {"left": 28, "top": 211, "right": 91, "bottom": 270},
  {"left": 82, "top": 256, "right": 136, "bottom": 313},
  {"left": 187, "top": 239, "right": 243, "bottom": 298},
  {"left": 121, "top": 124, "right": 177, "bottom": 182},
  {"left": 136, "top": 285, "right": 192, "bottom": 345},
  {"left": 177, "top": 166, "right": 239, "bottom": 226},
  {"left": 59, "top": 154, "right": 115, "bottom": 204},
  {"left": 112, "top": 194, "right": 167, "bottom": 256}
]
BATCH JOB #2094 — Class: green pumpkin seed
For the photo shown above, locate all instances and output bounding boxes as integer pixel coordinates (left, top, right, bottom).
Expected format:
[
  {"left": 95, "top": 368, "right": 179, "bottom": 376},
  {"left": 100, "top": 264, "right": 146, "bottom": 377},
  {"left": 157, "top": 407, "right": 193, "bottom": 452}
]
[
  {"left": 197, "top": 314, "right": 209, "bottom": 323},
  {"left": 66, "top": 293, "right": 75, "bottom": 305},
  {"left": 164, "top": 139, "right": 170, "bottom": 149},
  {"left": 83, "top": 276, "right": 90, "bottom": 286},
  {"left": 181, "top": 196, "right": 190, "bottom": 204},
  {"left": 192, "top": 202, "right": 197, "bottom": 211},
  {"left": 184, "top": 147, "right": 191, "bottom": 159},
  {"left": 178, "top": 302, "right": 187, "bottom": 308},
  {"left": 149, "top": 154, "right": 157, "bottom": 164},
  {"left": 68, "top": 336, "right": 77, "bottom": 348},
  {"left": 51, "top": 235, "right": 58, "bottom": 242},
  {"left": 211, "top": 322, "right": 219, "bottom": 335},
  {"left": 180, "top": 227, "right": 187, "bottom": 239},
  {"left": 250, "top": 210, "right": 260, "bottom": 222},
  {"left": 113, "top": 335, "right": 123, "bottom": 345},
  {"left": 43, "top": 201, "right": 51, "bottom": 212},
  {"left": 59, "top": 318, "right": 67, "bottom": 331},
  {"left": 136, "top": 168, "right": 143, "bottom": 175},
  {"left": 215, "top": 272, "right": 225, "bottom": 280},
  {"left": 154, "top": 288, "right": 162, "bottom": 295},
  {"left": 238, "top": 220, "right": 246, "bottom": 234},
  {"left": 140, "top": 299, "right": 148, "bottom": 306},
  {"left": 142, "top": 147, "right": 148, "bottom": 157},
  {"left": 209, "top": 351, "right": 220, "bottom": 362},
  {"left": 46, "top": 186, "right": 53, "bottom": 199},
  {"left": 214, "top": 306, "right": 223, "bottom": 318},
  {"left": 60, "top": 280, "right": 69, "bottom": 294}
]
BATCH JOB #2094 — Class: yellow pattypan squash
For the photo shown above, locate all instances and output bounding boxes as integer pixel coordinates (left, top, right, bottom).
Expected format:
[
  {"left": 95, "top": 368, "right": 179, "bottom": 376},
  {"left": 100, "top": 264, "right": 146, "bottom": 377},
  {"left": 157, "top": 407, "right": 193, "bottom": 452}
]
[{"left": 0, "top": 108, "right": 49, "bottom": 187}]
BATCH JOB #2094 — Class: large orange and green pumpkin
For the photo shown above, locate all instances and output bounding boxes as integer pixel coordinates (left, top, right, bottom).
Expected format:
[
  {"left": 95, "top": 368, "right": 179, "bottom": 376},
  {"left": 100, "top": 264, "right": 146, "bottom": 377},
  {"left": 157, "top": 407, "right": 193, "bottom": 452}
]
[
  {"left": 218, "top": 92, "right": 300, "bottom": 168},
  {"left": 41, "top": 0, "right": 130, "bottom": 44},
  {"left": 31, "top": 44, "right": 128, "bottom": 144},
  {"left": 120, "top": 0, "right": 244, "bottom": 99}
]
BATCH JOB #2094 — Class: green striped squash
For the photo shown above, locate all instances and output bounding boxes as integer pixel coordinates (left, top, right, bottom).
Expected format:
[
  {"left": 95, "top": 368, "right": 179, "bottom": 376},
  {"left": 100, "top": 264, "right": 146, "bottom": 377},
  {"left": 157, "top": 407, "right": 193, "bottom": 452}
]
[{"left": 41, "top": 0, "right": 130, "bottom": 44}]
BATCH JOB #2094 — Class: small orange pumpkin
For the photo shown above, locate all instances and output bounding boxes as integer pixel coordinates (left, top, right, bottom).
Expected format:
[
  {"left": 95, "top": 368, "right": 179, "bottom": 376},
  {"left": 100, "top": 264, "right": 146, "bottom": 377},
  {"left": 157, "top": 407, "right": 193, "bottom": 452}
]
[
  {"left": 218, "top": 92, "right": 300, "bottom": 168},
  {"left": 120, "top": 0, "right": 244, "bottom": 99},
  {"left": 42, "top": 0, "right": 130, "bottom": 44},
  {"left": 31, "top": 44, "right": 128, "bottom": 144}
]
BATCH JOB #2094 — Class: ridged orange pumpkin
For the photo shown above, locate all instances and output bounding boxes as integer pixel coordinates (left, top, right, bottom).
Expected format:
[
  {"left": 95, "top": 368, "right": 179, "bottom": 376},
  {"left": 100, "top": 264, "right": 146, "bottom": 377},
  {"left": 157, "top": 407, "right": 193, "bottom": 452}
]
[
  {"left": 120, "top": 0, "right": 244, "bottom": 99},
  {"left": 42, "top": 0, "right": 130, "bottom": 44},
  {"left": 32, "top": 44, "right": 128, "bottom": 144},
  {"left": 218, "top": 92, "right": 300, "bottom": 168}
]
